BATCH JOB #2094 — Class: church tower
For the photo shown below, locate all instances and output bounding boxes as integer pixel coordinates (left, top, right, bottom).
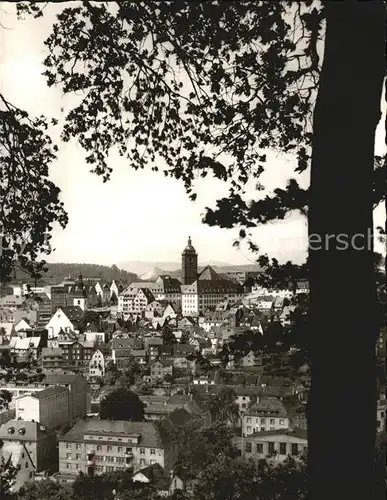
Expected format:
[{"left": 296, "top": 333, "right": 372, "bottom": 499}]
[{"left": 182, "top": 236, "right": 198, "bottom": 285}]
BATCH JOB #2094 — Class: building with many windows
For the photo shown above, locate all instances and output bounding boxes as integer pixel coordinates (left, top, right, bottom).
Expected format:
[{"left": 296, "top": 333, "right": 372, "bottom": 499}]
[
  {"left": 15, "top": 386, "right": 69, "bottom": 430},
  {"left": 57, "top": 419, "right": 176, "bottom": 480},
  {"left": 181, "top": 264, "right": 244, "bottom": 317},
  {"left": 233, "top": 428, "right": 307, "bottom": 463},
  {"left": 0, "top": 419, "right": 58, "bottom": 485},
  {"left": 241, "top": 398, "right": 289, "bottom": 437}
]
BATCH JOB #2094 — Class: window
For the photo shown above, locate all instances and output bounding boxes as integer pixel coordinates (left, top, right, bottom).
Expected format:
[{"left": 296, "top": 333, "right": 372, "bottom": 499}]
[
  {"left": 150, "top": 449, "right": 155, "bottom": 455},
  {"left": 245, "top": 442, "right": 252, "bottom": 453},
  {"left": 270, "top": 419, "right": 275, "bottom": 425},
  {"left": 76, "top": 464, "right": 81, "bottom": 470},
  {"left": 246, "top": 417, "right": 252, "bottom": 423},
  {"left": 256, "top": 443, "right": 263, "bottom": 454},
  {"left": 66, "top": 463, "right": 71, "bottom": 469},
  {"left": 117, "top": 447, "right": 122, "bottom": 453},
  {"left": 140, "top": 448, "right": 145, "bottom": 455},
  {"left": 107, "top": 446, "right": 112, "bottom": 452},
  {"left": 76, "top": 444, "right": 81, "bottom": 450},
  {"left": 97, "top": 445, "right": 102, "bottom": 451},
  {"left": 291, "top": 443, "right": 299, "bottom": 456},
  {"left": 140, "top": 459, "right": 146, "bottom": 465},
  {"left": 76, "top": 454, "right": 81, "bottom": 460},
  {"left": 279, "top": 443, "right": 287, "bottom": 455},
  {"left": 66, "top": 443, "right": 72, "bottom": 450},
  {"left": 279, "top": 419, "right": 285, "bottom": 425},
  {"left": 66, "top": 453, "right": 71, "bottom": 459},
  {"left": 25, "top": 462, "right": 28, "bottom": 468},
  {"left": 268, "top": 442, "right": 275, "bottom": 455},
  {"left": 260, "top": 418, "right": 265, "bottom": 424},
  {"left": 247, "top": 426, "right": 252, "bottom": 433}
]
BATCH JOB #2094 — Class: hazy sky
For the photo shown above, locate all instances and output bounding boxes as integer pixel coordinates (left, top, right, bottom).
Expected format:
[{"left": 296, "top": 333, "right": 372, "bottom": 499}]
[{"left": 0, "top": 3, "right": 385, "bottom": 267}]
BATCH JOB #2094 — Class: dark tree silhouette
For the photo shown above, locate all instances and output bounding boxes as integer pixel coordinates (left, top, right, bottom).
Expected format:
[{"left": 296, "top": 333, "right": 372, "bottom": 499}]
[
  {"left": 99, "top": 388, "right": 145, "bottom": 421},
  {"left": 15, "top": 2, "right": 386, "bottom": 499},
  {"left": 0, "top": 94, "right": 68, "bottom": 285}
]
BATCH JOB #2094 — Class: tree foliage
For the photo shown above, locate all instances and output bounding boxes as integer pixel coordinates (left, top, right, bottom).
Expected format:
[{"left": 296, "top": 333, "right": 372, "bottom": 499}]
[
  {"left": 0, "top": 95, "right": 68, "bottom": 285},
  {"left": 190, "top": 455, "right": 308, "bottom": 500},
  {"left": 205, "top": 387, "right": 240, "bottom": 426},
  {"left": 99, "top": 388, "right": 145, "bottom": 421}
]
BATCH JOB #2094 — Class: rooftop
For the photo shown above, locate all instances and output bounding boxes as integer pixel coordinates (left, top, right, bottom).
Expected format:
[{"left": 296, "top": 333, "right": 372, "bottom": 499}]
[{"left": 61, "top": 419, "right": 165, "bottom": 448}]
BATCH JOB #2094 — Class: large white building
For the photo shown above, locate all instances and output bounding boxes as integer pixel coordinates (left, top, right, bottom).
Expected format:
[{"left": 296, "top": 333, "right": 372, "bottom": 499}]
[
  {"left": 181, "top": 264, "right": 244, "bottom": 317},
  {"left": 118, "top": 287, "right": 155, "bottom": 315},
  {"left": 15, "top": 386, "right": 69, "bottom": 430}
]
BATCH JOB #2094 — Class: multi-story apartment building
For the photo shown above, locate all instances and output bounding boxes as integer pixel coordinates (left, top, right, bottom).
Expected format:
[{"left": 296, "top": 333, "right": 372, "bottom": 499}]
[
  {"left": 181, "top": 265, "right": 244, "bottom": 317},
  {"left": 118, "top": 287, "right": 155, "bottom": 315},
  {"left": 0, "top": 419, "right": 58, "bottom": 476},
  {"left": 15, "top": 386, "right": 69, "bottom": 430},
  {"left": 58, "top": 419, "right": 176, "bottom": 480},
  {"left": 233, "top": 428, "right": 307, "bottom": 462},
  {"left": 241, "top": 397, "right": 289, "bottom": 437},
  {"left": 0, "top": 373, "right": 88, "bottom": 426},
  {"left": 41, "top": 347, "right": 65, "bottom": 370}
]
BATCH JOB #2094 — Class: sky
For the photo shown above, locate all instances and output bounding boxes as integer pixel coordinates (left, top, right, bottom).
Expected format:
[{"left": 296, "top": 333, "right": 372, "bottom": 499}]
[{"left": 0, "top": 3, "right": 385, "bottom": 268}]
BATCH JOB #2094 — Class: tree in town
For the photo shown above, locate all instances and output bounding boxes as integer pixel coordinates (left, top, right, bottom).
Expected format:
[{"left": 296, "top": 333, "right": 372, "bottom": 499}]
[
  {"left": 0, "top": 93, "right": 68, "bottom": 285},
  {"left": 190, "top": 454, "right": 308, "bottom": 500},
  {"left": 0, "top": 390, "right": 12, "bottom": 411},
  {"left": 161, "top": 325, "right": 177, "bottom": 346},
  {"left": 205, "top": 387, "right": 240, "bottom": 427},
  {"left": 0, "top": 451, "right": 19, "bottom": 499},
  {"left": 18, "top": 480, "right": 73, "bottom": 500},
  {"left": 174, "top": 423, "right": 239, "bottom": 478},
  {"left": 18, "top": 2, "right": 386, "bottom": 498},
  {"left": 99, "top": 387, "right": 145, "bottom": 421}
]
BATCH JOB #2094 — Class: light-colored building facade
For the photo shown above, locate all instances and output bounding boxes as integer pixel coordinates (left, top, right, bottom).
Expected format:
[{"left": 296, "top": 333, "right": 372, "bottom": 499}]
[
  {"left": 0, "top": 373, "right": 88, "bottom": 426},
  {"left": 15, "top": 386, "right": 69, "bottom": 430},
  {"left": 45, "top": 306, "right": 83, "bottom": 339},
  {"left": 0, "top": 419, "right": 57, "bottom": 484},
  {"left": 89, "top": 349, "right": 105, "bottom": 379},
  {"left": 242, "top": 398, "right": 289, "bottom": 437},
  {"left": 234, "top": 428, "right": 307, "bottom": 462},
  {"left": 58, "top": 419, "right": 175, "bottom": 479}
]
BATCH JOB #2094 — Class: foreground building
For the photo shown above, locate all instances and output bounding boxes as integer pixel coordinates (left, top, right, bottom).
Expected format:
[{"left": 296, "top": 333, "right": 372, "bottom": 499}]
[
  {"left": 233, "top": 428, "right": 307, "bottom": 462},
  {"left": 0, "top": 419, "right": 58, "bottom": 491},
  {"left": 57, "top": 419, "right": 177, "bottom": 480}
]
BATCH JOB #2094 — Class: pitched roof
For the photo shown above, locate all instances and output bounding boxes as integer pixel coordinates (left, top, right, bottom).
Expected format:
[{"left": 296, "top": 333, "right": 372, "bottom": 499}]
[
  {"left": 30, "top": 386, "right": 68, "bottom": 399},
  {"left": 112, "top": 338, "right": 143, "bottom": 350},
  {"left": 42, "top": 372, "right": 81, "bottom": 385},
  {"left": 157, "top": 276, "right": 182, "bottom": 294},
  {"left": 245, "top": 397, "right": 288, "bottom": 417},
  {"left": 60, "top": 306, "right": 84, "bottom": 323},
  {"left": 0, "top": 419, "right": 53, "bottom": 441},
  {"left": 61, "top": 419, "right": 165, "bottom": 448},
  {"left": 9, "top": 336, "right": 41, "bottom": 350},
  {"left": 249, "top": 427, "right": 307, "bottom": 440}
]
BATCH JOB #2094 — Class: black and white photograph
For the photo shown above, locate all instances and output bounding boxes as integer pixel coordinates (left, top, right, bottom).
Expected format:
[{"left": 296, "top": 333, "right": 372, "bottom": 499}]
[{"left": 0, "top": 1, "right": 386, "bottom": 499}]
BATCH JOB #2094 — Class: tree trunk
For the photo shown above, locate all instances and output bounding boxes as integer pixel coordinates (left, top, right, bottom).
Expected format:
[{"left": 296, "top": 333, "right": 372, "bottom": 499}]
[{"left": 308, "top": 2, "right": 385, "bottom": 500}]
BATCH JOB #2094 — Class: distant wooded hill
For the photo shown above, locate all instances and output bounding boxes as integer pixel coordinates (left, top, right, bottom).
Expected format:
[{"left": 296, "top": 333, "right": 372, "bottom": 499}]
[{"left": 9, "top": 263, "right": 138, "bottom": 285}]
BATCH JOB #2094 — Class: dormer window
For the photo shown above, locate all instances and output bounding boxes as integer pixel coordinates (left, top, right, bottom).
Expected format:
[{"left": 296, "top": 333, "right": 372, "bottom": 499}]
[
  {"left": 18, "top": 428, "right": 26, "bottom": 435},
  {"left": 8, "top": 427, "right": 15, "bottom": 434}
]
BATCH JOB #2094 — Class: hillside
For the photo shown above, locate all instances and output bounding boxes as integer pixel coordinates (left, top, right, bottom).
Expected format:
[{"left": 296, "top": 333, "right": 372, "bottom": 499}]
[{"left": 9, "top": 263, "right": 138, "bottom": 285}]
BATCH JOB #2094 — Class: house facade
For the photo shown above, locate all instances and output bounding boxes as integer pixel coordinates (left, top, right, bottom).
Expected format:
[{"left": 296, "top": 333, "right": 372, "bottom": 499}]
[
  {"left": 15, "top": 386, "right": 69, "bottom": 430},
  {"left": 58, "top": 419, "right": 175, "bottom": 479}
]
